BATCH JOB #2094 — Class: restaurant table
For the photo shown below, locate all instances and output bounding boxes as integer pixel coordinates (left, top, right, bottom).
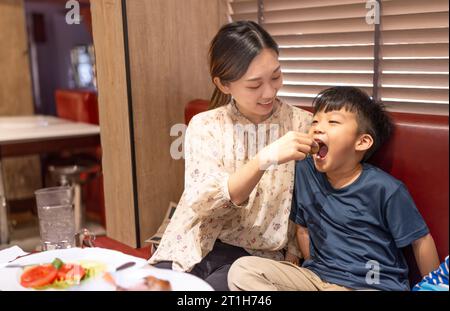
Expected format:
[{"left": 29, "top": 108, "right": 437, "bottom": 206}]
[{"left": 0, "top": 115, "right": 101, "bottom": 245}]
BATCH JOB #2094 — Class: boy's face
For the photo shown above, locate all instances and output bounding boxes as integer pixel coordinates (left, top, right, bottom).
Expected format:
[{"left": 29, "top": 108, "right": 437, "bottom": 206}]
[{"left": 309, "top": 108, "right": 364, "bottom": 173}]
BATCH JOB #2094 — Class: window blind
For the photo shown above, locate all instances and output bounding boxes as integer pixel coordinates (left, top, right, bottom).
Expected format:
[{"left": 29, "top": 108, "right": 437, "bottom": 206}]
[
  {"left": 230, "top": 0, "right": 258, "bottom": 23},
  {"left": 230, "top": 0, "right": 449, "bottom": 115},
  {"left": 378, "top": 0, "right": 448, "bottom": 114}
]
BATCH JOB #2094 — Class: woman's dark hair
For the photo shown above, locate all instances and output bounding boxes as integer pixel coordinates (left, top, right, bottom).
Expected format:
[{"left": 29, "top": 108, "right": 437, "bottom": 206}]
[
  {"left": 312, "top": 86, "right": 394, "bottom": 162},
  {"left": 208, "top": 21, "right": 279, "bottom": 109}
]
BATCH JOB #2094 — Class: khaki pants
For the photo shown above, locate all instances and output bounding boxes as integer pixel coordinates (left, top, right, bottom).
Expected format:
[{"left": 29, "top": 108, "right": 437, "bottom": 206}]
[{"left": 228, "top": 256, "right": 352, "bottom": 291}]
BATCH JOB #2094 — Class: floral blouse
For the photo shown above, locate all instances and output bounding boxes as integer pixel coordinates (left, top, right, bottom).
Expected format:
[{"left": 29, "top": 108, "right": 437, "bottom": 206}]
[{"left": 149, "top": 98, "right": 312, "bottom": 272}]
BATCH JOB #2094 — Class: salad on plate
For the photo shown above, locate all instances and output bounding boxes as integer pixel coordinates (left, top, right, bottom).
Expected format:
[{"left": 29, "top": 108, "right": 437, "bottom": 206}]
[{"left": 19, "top": 257, "right": 106, "bottom": 290}]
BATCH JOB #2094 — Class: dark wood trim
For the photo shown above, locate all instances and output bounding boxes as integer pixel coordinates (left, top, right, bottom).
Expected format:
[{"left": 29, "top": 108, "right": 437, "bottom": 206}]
[
  {"left": 372, "top": 0, "right": 382, "bottom": 101},
  {"left": 7, "top": 197, "right": 36, "bottom": 215},
  {"left": 0, "top": 135, "right": 100, "bottom": 158},
  {"left": 257, "top": 0, "right": 264, "bottom": 25},
  {"left": 121, "top": 0, "right": 141, "bottom": 248}
]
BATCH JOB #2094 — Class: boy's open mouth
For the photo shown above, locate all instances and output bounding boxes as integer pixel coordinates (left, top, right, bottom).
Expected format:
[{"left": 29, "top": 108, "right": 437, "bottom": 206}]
[{"left": 315, "top": 139, "right": 329, "bottom": 159}]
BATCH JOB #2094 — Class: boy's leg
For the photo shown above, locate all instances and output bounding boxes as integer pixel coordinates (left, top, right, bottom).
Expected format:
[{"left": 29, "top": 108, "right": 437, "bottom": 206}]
[{"left": 228, "top": 256, "right": 321, "bottom": 291}]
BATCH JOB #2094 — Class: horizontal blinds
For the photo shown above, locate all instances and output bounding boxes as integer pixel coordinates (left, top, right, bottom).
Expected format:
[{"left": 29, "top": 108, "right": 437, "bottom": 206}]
[
  {"left": 230, "top": 0, "right": 258, "bottom": 23},
  {"left": 230, "top": 0, "right": 449, "bottom": 114},
  {"left": 378, "top": 0, "right": 449, "bottom": 112},
  {"left": 264, "top": 0, "right": 376, "bottom": 109}
]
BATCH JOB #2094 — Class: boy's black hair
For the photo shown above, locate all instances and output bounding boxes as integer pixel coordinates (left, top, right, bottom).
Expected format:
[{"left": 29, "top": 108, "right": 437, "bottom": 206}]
[{"left": 312, "top": 86, "right": 393, "bottom": 162}]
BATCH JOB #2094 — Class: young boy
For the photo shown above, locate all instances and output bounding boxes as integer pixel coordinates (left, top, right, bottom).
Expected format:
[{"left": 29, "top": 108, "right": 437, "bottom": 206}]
[{"left": 228, "top": 86, "right": 440, "bottom": 291}]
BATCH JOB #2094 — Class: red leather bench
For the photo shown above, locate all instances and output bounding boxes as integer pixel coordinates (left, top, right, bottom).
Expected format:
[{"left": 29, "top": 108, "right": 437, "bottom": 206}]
[
  {"left": 371, "top": 113, "right": 449, "bottom": 284},
  {"left": 185, "top": 99, "right": 449, "bottom": 285}
]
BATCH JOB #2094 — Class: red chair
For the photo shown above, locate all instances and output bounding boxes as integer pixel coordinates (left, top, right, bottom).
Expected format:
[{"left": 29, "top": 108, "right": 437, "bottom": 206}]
[
  {"left": 51, "top": 89, "right": 105, "bottom": 228},
  {"left": 55, "top": 89, "right": 99, "bottom": 125}
]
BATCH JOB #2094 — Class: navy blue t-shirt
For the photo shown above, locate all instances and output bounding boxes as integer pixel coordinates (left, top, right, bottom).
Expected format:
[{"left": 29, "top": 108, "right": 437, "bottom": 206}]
[{"left": 290, "top": 157, "right": 429, "bottom": 291}]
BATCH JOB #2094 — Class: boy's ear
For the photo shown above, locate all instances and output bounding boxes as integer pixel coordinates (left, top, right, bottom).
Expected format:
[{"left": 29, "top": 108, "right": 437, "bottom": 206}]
[
  {"left": 213, "top": 77, "right": 231, "bottom": 95},
  {"left": 355, "top": 133, "right": 373, "bottom": 152}
]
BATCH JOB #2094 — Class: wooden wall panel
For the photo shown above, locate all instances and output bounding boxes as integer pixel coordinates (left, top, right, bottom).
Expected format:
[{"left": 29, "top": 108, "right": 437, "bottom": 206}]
[
  {"left": 90, "top": 0, "right": 137, "bottom": 246},
  {"left": 126, "top": 0, "right": 229, "bottom": 245},
  {"left": 0, "top": 0, "right": 34, "bottom": 116},
  {"left": 91, "top": 0, "right": 228, "bottom": 247},
  {"left": 0, "top": 0, "right": 41, "bottom": 201}
]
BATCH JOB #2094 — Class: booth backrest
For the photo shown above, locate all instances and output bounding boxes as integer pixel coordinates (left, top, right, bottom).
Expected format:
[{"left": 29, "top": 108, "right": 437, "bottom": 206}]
[
  {"left": 185, "top": 99, "right": 449, "bottom": 284},
  {"left": 370, "top": 112, "right": 449, "bottom": 284},
  {"left": 185, "top": 99, "right": 210, "bottom": 125}
]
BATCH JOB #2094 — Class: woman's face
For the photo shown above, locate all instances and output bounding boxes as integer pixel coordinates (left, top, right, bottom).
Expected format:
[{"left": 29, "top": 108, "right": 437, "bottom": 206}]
[{"left": 218, "top": 48, "right": 283, "bottom": 124}]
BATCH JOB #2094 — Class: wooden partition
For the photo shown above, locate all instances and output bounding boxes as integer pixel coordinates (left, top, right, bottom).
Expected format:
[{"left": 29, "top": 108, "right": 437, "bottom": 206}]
[
  {"left": 0, "top": 0, "right": 41, "bottom": 201},
  {"left": 91, "top": 0, "right": 228, "bottom": 247}
]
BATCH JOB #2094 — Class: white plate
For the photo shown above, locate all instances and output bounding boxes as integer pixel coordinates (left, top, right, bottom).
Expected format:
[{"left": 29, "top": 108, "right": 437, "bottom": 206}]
[
  {"left": 114, "top": 267, "right": 214, "bottom": 291},
  {"left": 0, "top": 248, "right": 213, "bottom": 291}
]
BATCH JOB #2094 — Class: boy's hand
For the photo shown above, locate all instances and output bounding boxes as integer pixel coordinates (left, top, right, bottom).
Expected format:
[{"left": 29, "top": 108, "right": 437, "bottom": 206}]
[{"left": 284, "top": 251, "right": 300, "bottom": 266}]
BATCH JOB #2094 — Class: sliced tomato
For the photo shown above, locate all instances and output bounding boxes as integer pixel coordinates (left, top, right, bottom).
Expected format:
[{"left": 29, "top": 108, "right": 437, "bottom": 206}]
[
  {"left": 56, "top": 263, "right": 86, "bottom": 281},
  {"left": 20, "top": 264, "right": 58, "bottom": 288}
]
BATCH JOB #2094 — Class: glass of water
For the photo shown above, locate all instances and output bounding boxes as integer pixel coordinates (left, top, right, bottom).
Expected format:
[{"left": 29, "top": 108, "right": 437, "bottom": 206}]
[{"left": 35, "top": 186, "right": 76, "bottom": 251}]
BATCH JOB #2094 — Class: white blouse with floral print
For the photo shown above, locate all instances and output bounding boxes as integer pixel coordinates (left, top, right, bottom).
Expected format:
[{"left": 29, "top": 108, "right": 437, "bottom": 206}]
[{"left": 149, "top": 98, "right": 312, "bottom": 272}]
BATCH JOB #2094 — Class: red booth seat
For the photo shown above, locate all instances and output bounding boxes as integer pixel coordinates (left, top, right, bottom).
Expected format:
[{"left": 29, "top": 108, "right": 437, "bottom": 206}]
[
  {"left": 185, "top": 99, "right": 210, "bottom": 125},
  {"left": 370, "top": 112, "right": 449, "bottom": 283},
  {"left": 185, "top": 99, "right": 449, "bottom": 284}
]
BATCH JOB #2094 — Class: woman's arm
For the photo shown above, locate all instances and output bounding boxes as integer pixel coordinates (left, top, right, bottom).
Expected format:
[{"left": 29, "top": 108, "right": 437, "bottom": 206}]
[
  {"left": 228, "top": 155, "right": 265, "bottom": 205},
  {"left": 228, "top": 131, "right": 316, "bottom": 205},
  {"left": 296, "top": 224, "right": 310, "bottom": 260},
  {"left": 412, "top": 233, "right": 440, "bottom": 277}
]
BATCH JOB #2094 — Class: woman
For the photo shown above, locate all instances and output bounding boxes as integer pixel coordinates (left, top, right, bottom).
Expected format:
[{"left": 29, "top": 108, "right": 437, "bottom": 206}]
[{"left": 149, "top": 21, "right": 315, "bottom": 290}]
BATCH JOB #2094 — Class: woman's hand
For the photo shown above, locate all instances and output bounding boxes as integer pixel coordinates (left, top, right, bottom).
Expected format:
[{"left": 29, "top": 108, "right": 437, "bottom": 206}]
[
  {"left": 258, "top": 131, "right": 318, "bottom": 169},
  {"left": 228, "top": 132, "right": 317, "bottom": 205}
]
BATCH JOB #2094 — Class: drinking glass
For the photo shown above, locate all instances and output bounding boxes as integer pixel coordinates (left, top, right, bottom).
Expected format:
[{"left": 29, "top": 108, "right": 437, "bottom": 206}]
[{"left": 35, "top": 186, "right": 76, "bottom": 250}]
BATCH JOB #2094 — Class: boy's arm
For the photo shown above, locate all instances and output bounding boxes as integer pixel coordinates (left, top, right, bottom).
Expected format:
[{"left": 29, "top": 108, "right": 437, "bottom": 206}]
[
  {"left": 412, "top": 233, "right": 440, "bottom": 277},
  {"left": 296, "top": 224, "right": 310, "bottom": 260},
  {"left": 285, "top": 221, "right": 302, "bottom": 264}
]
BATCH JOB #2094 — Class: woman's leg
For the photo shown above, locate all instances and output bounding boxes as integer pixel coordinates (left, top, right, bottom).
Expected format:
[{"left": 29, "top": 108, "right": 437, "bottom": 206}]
[
  {"left": 152, "top": 241, "right": 250, "bottom": 291},
  {"left": 152, "top": 261, "right": 206, "bottom": 279},
  {"left": 204, "top": 264, "right": 232, "bottom": 291},
  {"left": 198, "top": 241, "right": 250, "bottom": 291}
]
